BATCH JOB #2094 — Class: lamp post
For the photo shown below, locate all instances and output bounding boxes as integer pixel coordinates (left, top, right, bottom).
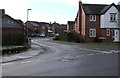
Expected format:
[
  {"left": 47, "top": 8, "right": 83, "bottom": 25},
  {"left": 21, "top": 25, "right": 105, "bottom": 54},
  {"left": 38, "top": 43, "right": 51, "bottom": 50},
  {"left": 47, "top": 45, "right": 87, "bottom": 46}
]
[
  {"left": 27, "top": 9, "right": 32, "bottom": 21},
  {"left": 26, "top": 9, "right": 32, "bottom": 37},
  {"left": 27, "top": 9, "right": 32, "bottom": 47}
]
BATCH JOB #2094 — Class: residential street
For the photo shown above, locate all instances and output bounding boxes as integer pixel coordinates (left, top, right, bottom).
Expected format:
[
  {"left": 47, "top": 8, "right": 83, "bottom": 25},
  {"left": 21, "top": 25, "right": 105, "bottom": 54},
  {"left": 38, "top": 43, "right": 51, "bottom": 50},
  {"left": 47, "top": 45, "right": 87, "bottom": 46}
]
[{"left": 2, "top": 38, "right": 119, "bottom": 76}]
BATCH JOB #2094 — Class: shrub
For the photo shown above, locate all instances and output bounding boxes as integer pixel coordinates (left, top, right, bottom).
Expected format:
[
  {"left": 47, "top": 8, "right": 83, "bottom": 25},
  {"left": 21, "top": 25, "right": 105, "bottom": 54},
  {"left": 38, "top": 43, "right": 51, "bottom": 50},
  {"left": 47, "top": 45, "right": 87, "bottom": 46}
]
[{"left": 58, "top": 31, "right": 84, "bottom": 43}]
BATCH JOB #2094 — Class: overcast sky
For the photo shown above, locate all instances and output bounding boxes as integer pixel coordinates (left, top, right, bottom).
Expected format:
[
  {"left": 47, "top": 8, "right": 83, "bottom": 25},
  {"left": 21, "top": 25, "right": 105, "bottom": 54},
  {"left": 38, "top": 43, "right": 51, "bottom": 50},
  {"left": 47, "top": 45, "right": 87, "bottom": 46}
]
[{"left": 1, "top": 0, "right": 120, "bottom": 24}]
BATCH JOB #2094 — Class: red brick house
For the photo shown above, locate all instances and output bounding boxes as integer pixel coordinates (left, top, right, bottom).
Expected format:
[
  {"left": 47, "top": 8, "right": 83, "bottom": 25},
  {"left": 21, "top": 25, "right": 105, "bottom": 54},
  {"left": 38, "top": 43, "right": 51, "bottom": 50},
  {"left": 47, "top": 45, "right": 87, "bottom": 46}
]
[
  {"left": 67, "top": 21, "right": 75, "bottom": 32},
  {"left": 52, "top": 22, "right": 67, "bottom": 35},
  {"left": 52, "top": 22, "right": 61, "bottom": 34},
  {"left": 75, "top": 1, "right": 120, "bottom": 42},
  {"left": 26, "top": 21, "right": 53, "bottom": 36},
  {"left": 60, "top": 24, "right": 67, "bottom": 32}
]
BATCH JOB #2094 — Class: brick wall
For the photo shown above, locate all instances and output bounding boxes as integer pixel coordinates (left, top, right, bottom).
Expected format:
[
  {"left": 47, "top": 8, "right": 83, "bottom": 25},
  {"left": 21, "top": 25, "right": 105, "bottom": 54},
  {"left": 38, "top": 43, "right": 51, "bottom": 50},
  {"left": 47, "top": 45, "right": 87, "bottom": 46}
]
[{"left": 85, "top": 15, "right": 100, "bottom": 42}]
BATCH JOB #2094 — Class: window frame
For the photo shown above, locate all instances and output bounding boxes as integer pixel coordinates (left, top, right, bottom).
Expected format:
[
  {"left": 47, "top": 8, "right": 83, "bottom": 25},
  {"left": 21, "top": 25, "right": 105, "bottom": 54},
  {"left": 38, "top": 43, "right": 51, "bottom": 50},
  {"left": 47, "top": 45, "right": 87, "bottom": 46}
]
[
  {"left": 110, "top": 13, "right": 117, "bottom": 22},
  {"left": 89, "top": 15, "right": 96, "bottom": 21},
  {"left": 106, "top": 29, "right": 110, "bottom": 36},
  {"left": 89, "top": 28, "right": 96, "bottom": 37}
]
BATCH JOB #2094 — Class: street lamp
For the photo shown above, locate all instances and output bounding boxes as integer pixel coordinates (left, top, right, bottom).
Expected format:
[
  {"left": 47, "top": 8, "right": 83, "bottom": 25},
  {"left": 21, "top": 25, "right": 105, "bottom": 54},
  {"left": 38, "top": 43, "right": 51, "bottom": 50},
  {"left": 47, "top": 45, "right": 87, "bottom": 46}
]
[
  {"left": 27, "top": 9, "right": 32, "bottom": 21},
  {"left": 26, "top": 9, "right": 32, "bottom": 37},
  {"left": 26, "top": 9, "right": 32, "bottom": 47}
]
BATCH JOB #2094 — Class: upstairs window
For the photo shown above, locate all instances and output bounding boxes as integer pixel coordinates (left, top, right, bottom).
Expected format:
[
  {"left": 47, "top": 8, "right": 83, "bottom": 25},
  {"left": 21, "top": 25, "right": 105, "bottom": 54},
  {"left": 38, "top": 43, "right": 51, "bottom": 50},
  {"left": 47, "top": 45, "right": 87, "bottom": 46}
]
[
  {"left": 110, "top": 13, "right": 117, "bottom": 22},
  {"left": 89, "top": 15, "right": 96, "bottom": 21}
]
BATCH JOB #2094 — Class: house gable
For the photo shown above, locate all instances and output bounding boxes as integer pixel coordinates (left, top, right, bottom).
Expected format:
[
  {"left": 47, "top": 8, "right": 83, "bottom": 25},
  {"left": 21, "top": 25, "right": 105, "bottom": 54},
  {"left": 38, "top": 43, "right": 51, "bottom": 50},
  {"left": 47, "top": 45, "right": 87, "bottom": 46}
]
[
  {"left": 100, "top": 3, "right": 120, "bottom": 14},
  {"left": 2, "top": 15, "right": 23, "bottom": 29},
  {"left": 100, "top": 5, "right": 119, "bottom": 28}
]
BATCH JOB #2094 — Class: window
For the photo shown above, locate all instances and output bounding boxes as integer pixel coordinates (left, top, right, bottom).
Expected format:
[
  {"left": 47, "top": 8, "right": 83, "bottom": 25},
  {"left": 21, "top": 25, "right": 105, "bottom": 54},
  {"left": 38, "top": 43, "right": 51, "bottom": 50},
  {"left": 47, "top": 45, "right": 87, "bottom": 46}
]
[
  {"left": 89, "top": 15, "right": 96, "bottom": 21},
  {"left": 110, "top": 13, "right": 117, "bottom": 22},
  {"left": 89, "top": 29, "right": 96, "bottom": 37},
  {"left": 106, "top": 29, "right": 110, "bottom": 36}
]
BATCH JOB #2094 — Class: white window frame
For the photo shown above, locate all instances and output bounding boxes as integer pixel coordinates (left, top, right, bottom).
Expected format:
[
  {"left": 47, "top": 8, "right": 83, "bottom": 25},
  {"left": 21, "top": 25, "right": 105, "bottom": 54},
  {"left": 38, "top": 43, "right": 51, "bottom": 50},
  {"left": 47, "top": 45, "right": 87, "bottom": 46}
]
[
  {"left": 110, "top": 13, "right": 117, "bottom": 22},
  {"left": 106, "top": 29, "right": 110, "bottom": 36},
  {"left": 89, "top": 15, "right": 96, "bottom": 21},
  {"left": 89, "top": 29, "right": 96, "bottom": 37}
]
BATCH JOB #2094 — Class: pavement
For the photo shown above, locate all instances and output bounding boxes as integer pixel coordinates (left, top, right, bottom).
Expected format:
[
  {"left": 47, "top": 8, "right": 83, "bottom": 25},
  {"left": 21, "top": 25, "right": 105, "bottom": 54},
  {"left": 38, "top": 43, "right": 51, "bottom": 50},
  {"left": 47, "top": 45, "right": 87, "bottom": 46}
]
[{"left": 1, "top": 43, "right": 45, "bottom": 63}]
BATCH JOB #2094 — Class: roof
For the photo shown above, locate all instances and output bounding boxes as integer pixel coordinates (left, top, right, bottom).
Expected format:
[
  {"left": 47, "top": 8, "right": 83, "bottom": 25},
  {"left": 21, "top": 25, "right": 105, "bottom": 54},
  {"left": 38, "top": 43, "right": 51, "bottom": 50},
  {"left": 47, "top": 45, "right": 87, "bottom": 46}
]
[
  {"left": 27, "top": 21, "right": 52, "bottom": 27},
  {"left": 29, "top": 21, "right": 39, "bottom": 27},
  {"left": 60, "top": 24, "right": 67, "bottom": 26},
  {"left": 116, "top": 5, "right": 120, "bottom": 11},
  {"left": 16, "top": 19, "right": 25, "bottom": 26},
  {"left": 68, "top": 21, "right": 75, "bottom": 25},
  {"left": 3, "top": 14, "right": 24, "bottom": 28},
  {"left": 81, "top": 3, "right": 120, "bottom": 15},
  {"left": 67, "top": 21, "right": 75, "bottom": 27},
  {"left": 82, "top": 4, "right": 108, "bottom": 15}
]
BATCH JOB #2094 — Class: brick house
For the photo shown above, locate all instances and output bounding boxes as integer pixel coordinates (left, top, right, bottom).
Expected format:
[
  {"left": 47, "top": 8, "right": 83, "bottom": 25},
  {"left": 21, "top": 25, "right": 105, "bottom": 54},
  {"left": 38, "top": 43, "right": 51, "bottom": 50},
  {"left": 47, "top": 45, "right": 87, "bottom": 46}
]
[
  {"left": 52, "top": 22, "right": 67, "bottom": 35},
  {"left": 26, "top": 21, "right": 53, "bottom": 36},
  {"left": 75, "top": 1, "right": 120, "bottom": 42},
  {"left": 60, "top": 24, "right": 67, "bottom": 32},
  {"left": 52, "top": 22, "right": 61, "bottom": 34},
  {"left": 67, "top": 21, "right": 75, "bottom": 32},
  {"left": 26, "top": 21, "right": 41, "bottom": 36},
  {"left": 1, "top": 9, "right": 25, "bottom": 45}
]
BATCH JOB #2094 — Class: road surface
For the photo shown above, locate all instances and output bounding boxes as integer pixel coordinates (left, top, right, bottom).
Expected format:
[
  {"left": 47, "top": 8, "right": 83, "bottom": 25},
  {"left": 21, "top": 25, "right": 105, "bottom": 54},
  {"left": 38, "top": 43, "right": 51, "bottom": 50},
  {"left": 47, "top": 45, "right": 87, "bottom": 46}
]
[{"left": 2, "top": 38, "right": 119, "bottom": 76}]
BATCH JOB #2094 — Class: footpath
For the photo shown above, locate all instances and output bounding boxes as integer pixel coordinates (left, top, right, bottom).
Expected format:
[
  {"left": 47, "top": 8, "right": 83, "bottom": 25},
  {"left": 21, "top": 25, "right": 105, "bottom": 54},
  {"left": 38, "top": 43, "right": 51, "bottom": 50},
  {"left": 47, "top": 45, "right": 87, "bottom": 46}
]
[{"left": 1, "top": 43, "right": 45, "bottom": 63}]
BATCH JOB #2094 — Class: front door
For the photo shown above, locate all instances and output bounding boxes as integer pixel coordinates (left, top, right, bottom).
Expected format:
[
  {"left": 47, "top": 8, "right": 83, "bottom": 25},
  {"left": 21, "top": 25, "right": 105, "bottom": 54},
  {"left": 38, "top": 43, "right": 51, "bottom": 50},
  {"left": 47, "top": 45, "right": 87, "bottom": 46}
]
[{"left": 113, "top": 30, "right": 119, "bottom": 42}]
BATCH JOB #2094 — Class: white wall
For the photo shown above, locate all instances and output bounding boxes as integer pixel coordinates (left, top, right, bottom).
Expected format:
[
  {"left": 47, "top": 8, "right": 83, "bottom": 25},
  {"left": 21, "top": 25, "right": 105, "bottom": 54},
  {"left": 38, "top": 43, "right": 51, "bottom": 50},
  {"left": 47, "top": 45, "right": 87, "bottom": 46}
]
[{"left": 100, "top": 6, "right": 119, "bottom": 28}]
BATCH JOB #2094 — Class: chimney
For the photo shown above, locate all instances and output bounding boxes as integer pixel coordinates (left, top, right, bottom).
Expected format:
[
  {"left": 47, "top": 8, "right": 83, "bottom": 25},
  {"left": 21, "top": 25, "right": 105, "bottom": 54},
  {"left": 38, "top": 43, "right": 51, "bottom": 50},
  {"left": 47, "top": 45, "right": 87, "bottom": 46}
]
[
  {"left": 2, "top": 9, "right": 5, "bottom": 15},
  {"left": 79, "top": 0, "right": 82, "bottom": 5},
  {"left": 50, "top": 21, "right": 52, "bottom": 24},
  {"left": 78, "top": 0, "right": 82, "bottom": 35}
]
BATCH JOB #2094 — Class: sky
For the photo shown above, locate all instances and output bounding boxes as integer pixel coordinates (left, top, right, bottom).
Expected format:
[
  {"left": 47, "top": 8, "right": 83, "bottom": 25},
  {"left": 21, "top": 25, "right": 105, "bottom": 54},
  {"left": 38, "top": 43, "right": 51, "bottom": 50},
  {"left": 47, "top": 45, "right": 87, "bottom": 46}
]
[{"left": 0, "top": 0, "right": 120, "bottom": 24}]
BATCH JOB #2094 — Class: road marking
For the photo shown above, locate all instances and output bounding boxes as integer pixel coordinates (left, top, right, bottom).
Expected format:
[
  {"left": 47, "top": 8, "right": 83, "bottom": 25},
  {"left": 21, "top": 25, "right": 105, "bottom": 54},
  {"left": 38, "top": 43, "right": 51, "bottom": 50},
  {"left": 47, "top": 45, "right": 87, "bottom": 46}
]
[
  {"left": 87, "top": 54, "right": 95, "bottom": 56},
  {"left": 80, "top": 48, "right": 120, "bottom": 55},
  {"left": 36, "top": 60, "right": 41, "bottom": 62},
  {"left": 96, "top": 53, "right": 100, "bottom": 55},
  {"left": 2, "top": 63, "right": 14, "bottom": 66},
  {"left": 79, "top": 55, "right": 84, "bottom": 57},
  {"left": 20, "top": 61, "right": 32, "bottom": 64}
]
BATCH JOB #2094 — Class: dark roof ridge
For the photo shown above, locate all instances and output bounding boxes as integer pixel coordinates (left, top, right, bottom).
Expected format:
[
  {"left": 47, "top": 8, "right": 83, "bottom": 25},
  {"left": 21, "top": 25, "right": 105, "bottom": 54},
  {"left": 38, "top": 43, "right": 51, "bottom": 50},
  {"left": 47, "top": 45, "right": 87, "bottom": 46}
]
[
  {"left": 82, "top": 3, "right": 109, "bottom": 6},
  {"left": 3, "top": 14, "right": 24, "bottom": 26},
  {"left": 100, "top": 3, "right": 120, "bottom": 14}
]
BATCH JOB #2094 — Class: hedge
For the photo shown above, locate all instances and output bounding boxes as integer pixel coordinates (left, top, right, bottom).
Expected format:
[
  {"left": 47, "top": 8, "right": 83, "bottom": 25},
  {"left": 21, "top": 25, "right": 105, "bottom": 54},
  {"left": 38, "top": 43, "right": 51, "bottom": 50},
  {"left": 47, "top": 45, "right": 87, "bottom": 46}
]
[
  {"left": 1, "top": 46, "right": 28, "bottom": 55},
  {"left": 59, "top": 31, "right": 84, "bottom": 43}
]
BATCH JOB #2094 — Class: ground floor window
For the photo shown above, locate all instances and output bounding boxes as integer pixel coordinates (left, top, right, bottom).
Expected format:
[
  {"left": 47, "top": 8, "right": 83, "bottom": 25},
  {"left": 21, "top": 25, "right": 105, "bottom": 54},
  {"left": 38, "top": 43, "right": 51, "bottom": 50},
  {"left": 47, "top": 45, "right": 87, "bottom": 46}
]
[
  {"left": 89, "top": 29, "right": 96, "bottom": 37},
  {"left": 106, "top": 29, "right": 110, "bottom": 36}
]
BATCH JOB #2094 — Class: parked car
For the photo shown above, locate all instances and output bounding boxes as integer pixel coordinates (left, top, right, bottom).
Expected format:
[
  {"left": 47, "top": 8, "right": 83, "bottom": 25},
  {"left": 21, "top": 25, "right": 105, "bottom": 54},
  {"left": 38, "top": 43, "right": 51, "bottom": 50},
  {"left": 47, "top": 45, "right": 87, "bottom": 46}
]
[
  {"left": 53, "top": 33, "right": 60, "bottom": 40},
  {"left": 53, "top": 35, "right": 60, "bottom": 40},
  {"left": 32, "top": 34, "right": 45, "bottom": 37},
  {"left": 40, "top": 34, "right": 45, "bottom": 37},
  {"left": 32, "top": 34, "right": 41, "bottom": 37}
]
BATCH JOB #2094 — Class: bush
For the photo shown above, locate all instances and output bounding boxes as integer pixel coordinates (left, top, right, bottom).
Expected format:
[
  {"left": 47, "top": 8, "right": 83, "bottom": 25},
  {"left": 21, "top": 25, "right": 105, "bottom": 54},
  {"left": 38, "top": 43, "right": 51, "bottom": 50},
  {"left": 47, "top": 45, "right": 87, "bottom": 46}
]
[
  {"left": 75, "top": 35, "right": 84, "bottom": 43},
  {"left": 58, "top": 31, "right": 84, "bottom": 43}
]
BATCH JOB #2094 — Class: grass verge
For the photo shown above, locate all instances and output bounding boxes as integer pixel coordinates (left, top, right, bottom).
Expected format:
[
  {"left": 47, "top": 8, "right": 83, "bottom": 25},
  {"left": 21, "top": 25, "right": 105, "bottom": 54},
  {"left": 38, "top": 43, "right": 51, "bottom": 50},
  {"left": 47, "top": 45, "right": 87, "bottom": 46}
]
[
  {"left": 54, "top": 40, "right": 120, "bottom": 45},
  {"left": 0, "top": 45, "right": 29, "bottom": 55}
]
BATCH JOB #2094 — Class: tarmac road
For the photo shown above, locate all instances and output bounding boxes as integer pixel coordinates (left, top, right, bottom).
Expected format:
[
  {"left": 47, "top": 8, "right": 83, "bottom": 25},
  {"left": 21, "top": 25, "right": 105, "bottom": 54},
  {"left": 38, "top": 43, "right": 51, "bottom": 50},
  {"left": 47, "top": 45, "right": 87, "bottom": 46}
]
[{"left": 2, "top": 37, "right": 119, "bottom": 76}]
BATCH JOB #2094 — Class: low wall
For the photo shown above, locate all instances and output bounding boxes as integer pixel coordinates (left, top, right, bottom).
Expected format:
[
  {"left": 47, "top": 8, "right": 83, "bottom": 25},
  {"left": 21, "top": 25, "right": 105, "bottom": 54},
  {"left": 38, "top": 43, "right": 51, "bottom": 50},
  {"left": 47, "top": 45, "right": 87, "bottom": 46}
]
[{"left": 2, "top": 46, "right": 28, "bottom": 55}]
